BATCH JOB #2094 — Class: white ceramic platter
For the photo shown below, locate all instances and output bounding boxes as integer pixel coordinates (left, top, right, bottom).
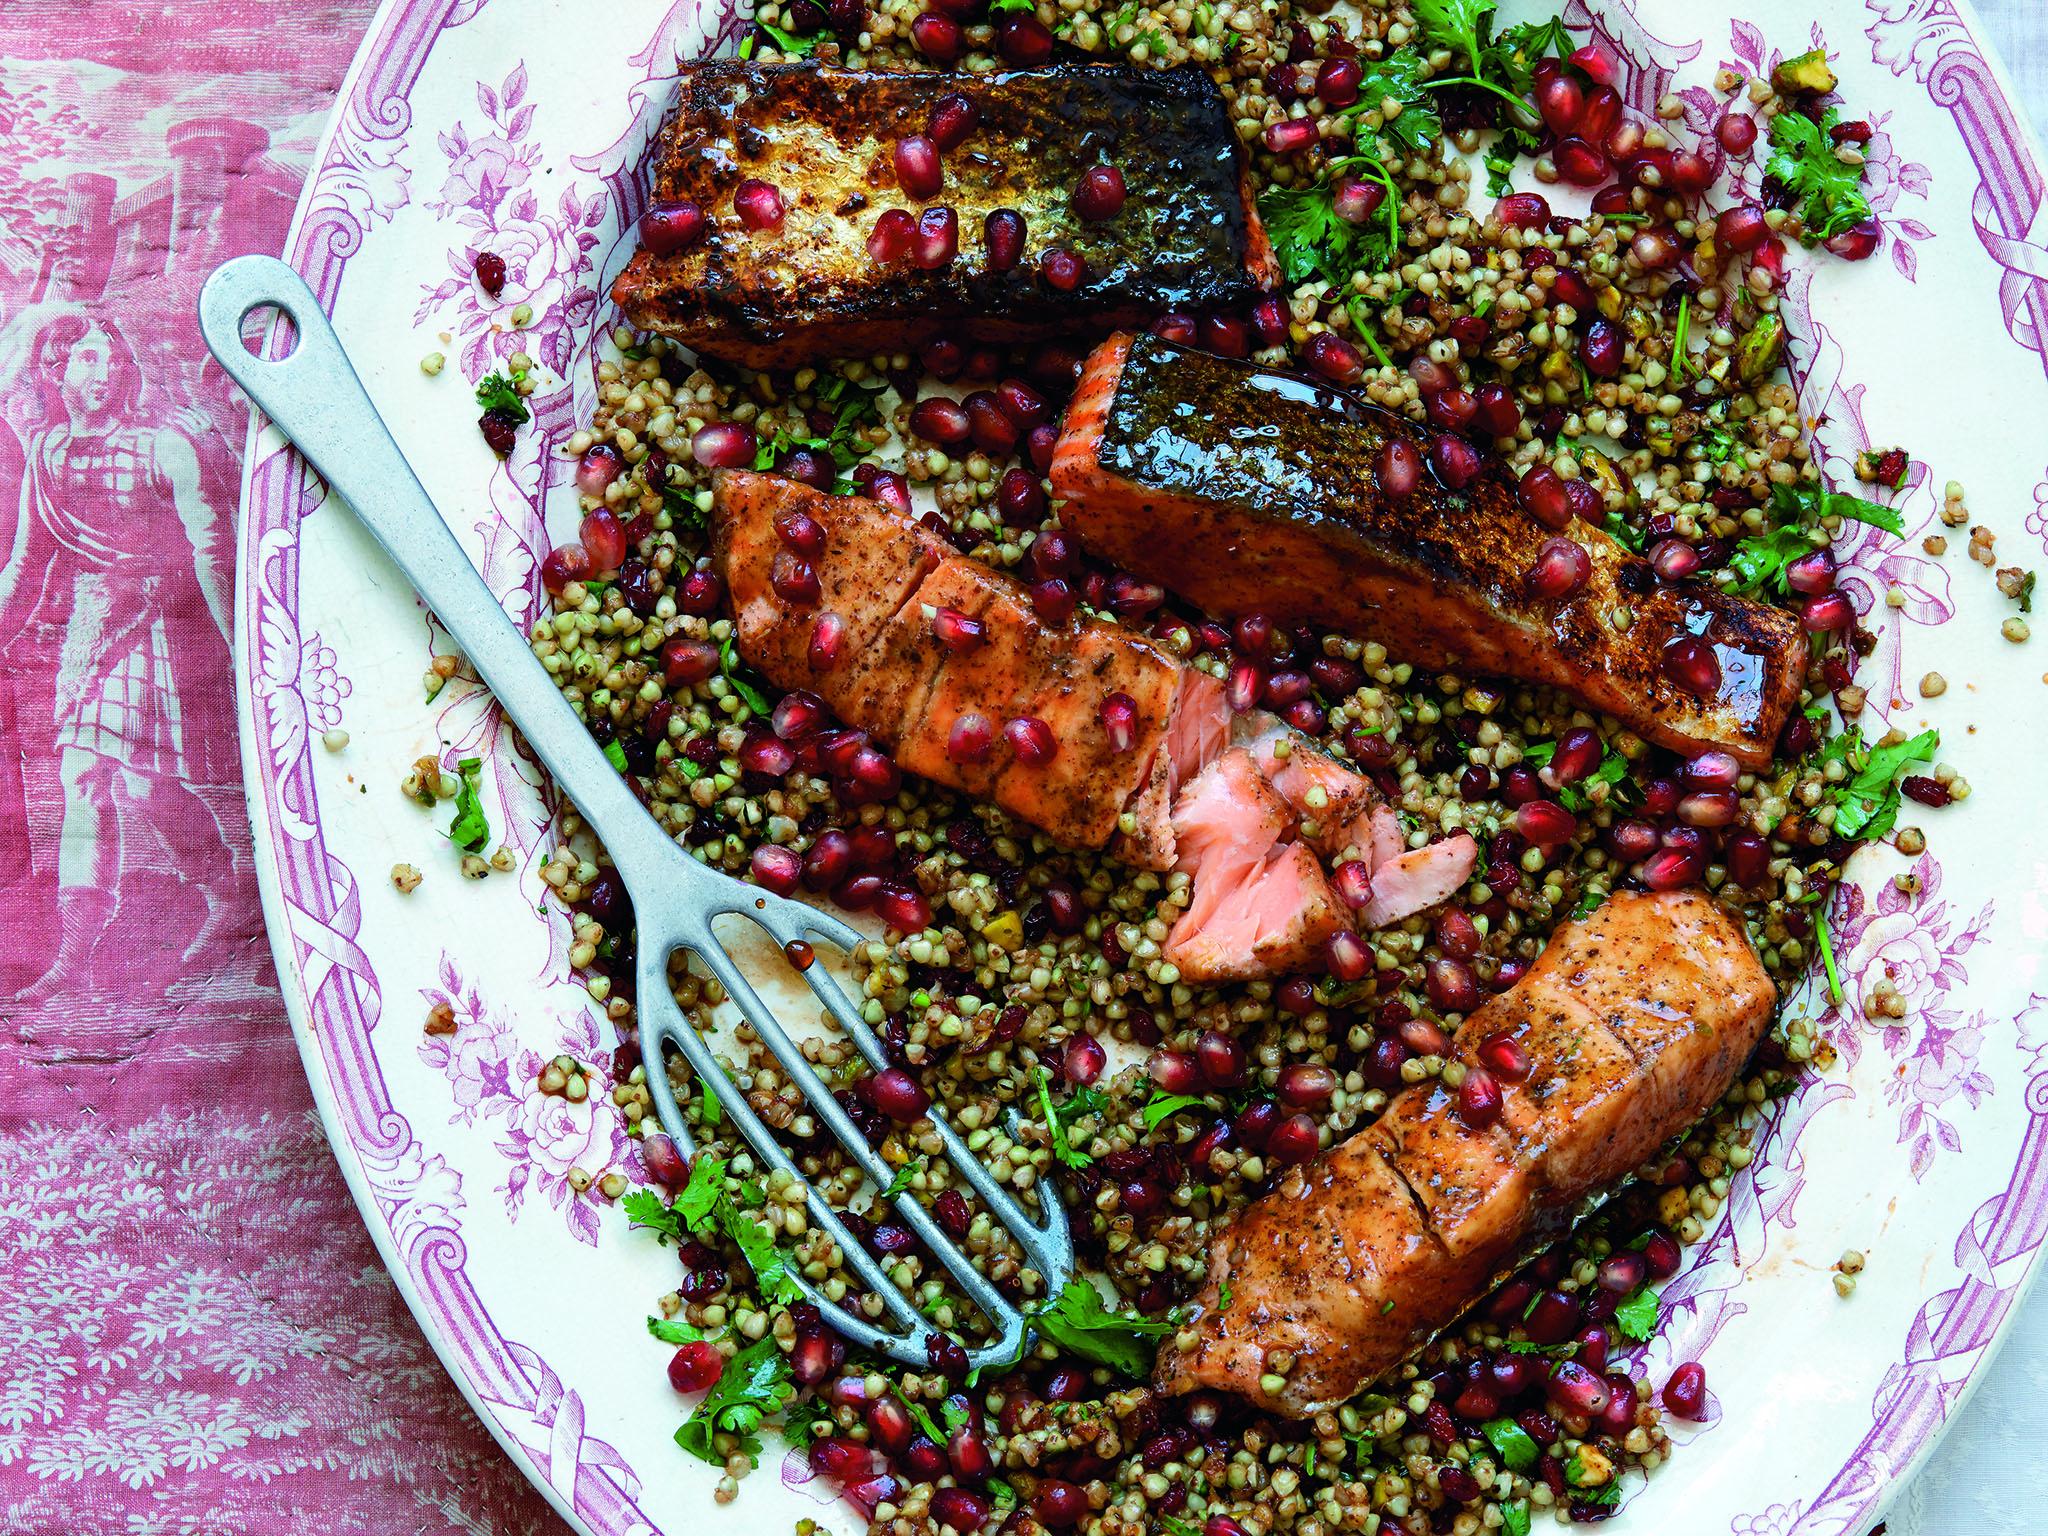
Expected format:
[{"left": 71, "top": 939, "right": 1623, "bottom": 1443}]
[{"left": 233, "top": 1, "right": 2048, "bottom": 1531}]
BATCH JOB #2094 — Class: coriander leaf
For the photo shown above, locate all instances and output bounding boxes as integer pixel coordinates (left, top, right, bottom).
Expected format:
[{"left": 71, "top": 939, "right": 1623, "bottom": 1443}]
[
  {"left": 718, "top": 1202, "right": 804, "bottom": 1305},
  {"left": 1771, "top": 479, "right": 1903, "bottom": 537},
  {"left": 474, "top": 372, "right": 529, "bottom": 423},
  {"left": 2019, "top": 571, "right": 2036, "bottom": 613},
  {"left": 1481, "top": 1415, "right": 1539, "bottom": 1472},
  {"left": 1411, "top": 0, "right": 1495, "bottom": 77},
  {"left": 719, "top": 632, "right": 771, "bottom": 717},
  {"left": 1727, "top": 522, "right": 1818, "bottom": 599},
  {"left": 1503, "top": 1500, "right": 1532, "bottom": 1536},
  {"left": 1142, "top": 1091, "right": 1210, "bottom": 1130},
  {"left": 674, "top": 1336, "right": 795, "bottom": 1466},
  {"left": 882, "top": 1157, "right": 926, "bottom": 1200},
  {"left": 1611, "top": 1286, "right": 1659, "bottom": 1342},
  {"left": 1697, "top": 420, "right": 1743, "bottom": 463},
  {"left": 1829, "top": 726, "right": 1939, "bottom": 839},
  {"left": 1505, "top": 1338, "right": 1576, "bottom": 1358},
  {"left": 1163, "top": 1519, "right": 1202, "bottom": 1536},
  {"left": 1493, "top": 17, "right": 1573, "bottom": 95},
  {"left": 754, "top": 17, "right": 820, "bottom": 54},
  {"left": 446, "top": 756, "right": 491, "bottom": 854},
  {"left": 648, "top": 1314, "right": 717, "bottom": 1344},
  {"left": 1603, "top": 507, "right": 1645, "bottom": 554},
  {"left": 1035, "top": 1068, "right": 1105, "bottom": 1170},
  {"left": 1766, "top": 106, "right": 1871, "bottom": 245},
  {"left": 1347, "top": 51, "right": 1441, "bottom": 151},
  {"left": 623, "top": 1188, "right": 684, "bottom": 1243},
  {"left": 1258, "top": 183, "right": 1372, "bottom": 289},
  {"left": 1484, "top": 123, "right": 1541, "bottom": 196},
  {"left": 906, "top": 1399, "right": 947, "bottom": 1444},
  {"left": 1029, "top": 1278, "right": 1175, "bottom": 1378},
  {"left": 676, "top": 1154, "right": 726, "bottom": 1233},
  {"left": 989, "top": 0, "right": 1034, "bottom": 10},
  {"left": 989, "top": 1478, "right": 1019, "bottom": 1513},
  {"left": 700, "top": 1082, "right": 724, "bottom": 1125},
  {"left": 603, "top": 738, "right": 629, "bottom": 773}
]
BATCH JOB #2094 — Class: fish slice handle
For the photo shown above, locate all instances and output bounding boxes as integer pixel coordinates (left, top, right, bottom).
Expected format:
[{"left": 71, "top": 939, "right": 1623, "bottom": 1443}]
[{"left": 197, "top": 255, "right": 669, "bottom": 891}]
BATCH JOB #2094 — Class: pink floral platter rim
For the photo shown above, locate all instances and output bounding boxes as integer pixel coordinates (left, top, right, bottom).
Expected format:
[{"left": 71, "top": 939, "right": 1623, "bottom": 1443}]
[{"left": 228, "top": 2, "right": 2048, "bottom": 1534}]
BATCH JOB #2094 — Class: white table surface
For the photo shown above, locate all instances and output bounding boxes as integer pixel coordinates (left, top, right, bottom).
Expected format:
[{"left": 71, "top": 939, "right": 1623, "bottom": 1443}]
[{"left": 1885, "top": 4, "right": 2045, "bottom": 1533}]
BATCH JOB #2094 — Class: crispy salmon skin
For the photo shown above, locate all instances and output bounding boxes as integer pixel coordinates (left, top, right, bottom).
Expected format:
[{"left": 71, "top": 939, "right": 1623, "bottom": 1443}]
[
  {"left": 1051, "top": 333, "right": 1804, "bottom": 766},
  {"left": 1153, "top": 891, "right": 1774, "bottom": 1416},
  {"left": 614, "top": 62, "right": 1275, "bottom": 368}
]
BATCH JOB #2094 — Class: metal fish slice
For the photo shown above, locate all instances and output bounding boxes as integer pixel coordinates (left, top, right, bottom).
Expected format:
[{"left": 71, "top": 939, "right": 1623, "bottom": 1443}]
[{"left": 199, "top": 254, "right": 1074, "bottom": 1372}]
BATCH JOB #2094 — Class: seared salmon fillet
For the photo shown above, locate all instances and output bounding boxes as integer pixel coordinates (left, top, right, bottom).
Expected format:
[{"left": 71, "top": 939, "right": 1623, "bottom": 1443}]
[
  {"left": 1050, "top": 333, "right": 1804, "bottom": 767},
  {"left": 713, "top": 471, "right": 1474, "bottom": 974},
  {"left": 1153, "top": 891, "right": 1773, "bottom": 1415},
  {"left": 613, "top": 62, "right": 1276, "bottom": 369}
]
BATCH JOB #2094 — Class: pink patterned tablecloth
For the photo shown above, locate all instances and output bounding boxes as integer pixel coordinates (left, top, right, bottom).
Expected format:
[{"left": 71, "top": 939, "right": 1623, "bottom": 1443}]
[{"left": 0, "top": 4, "right": 563, "bottom": 1531}]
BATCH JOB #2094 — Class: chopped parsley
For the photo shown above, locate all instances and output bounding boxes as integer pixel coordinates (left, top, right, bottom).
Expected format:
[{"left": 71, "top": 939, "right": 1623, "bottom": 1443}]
[
  {"left": 1611, "top": 1286, "right": 1659, "bottom": 1342},
  {"left": 1035, "top": 1069, "right": 1107, "bottom": 1170},
  {"left": 1342, "top": 51, "right": 1442, "bottom": 151},
  {"left": 1767, "top": 105, "right": 1872, "bottom": 244},
  {"left": 882, "top": 1157, "right": 926, "bottom": 1200},
  {"left": 1727, "top": 523, "right": 1821, "bottom": 599},
  {"left": 1818, "top": 725, "right": 1940, "bottom": 839},
  {"left": 1728, "top": 479, "right": 1903, "bottom": 598},
  {"left": 673, "top": 1335, "right": 796, "bottom": 1466},
  {"left": 2019, "top": 571, "right": 2036, "bottom": 613},
  {"left": 624, "top": 1154, "right": 802, "bottom": 1306},
  {"left": 1481, "top": 1415, "right": 1540, "bottom": 1472},
  {"left": 473, "top": 372, "right": 529, "bottom": 423},
  {"left": 1502, "top": 1500, "right": 1533, "bottom": 1536},
  {"left": 1141, "top": 1091, "right": 1211, "bottom": 1130},
  {"left": 647, "top": 1314, "right": 720, "bottom": 1345},
  {"left": 1485, "top": 122, "right": 1543, "bottom": 196},
  {"left": 752, "top": 16, "right": 821, "bottom": 54},
  {"left": 1027, "top": 1278, "right": 1177, "bottom": 1378},
  {"left": 1520, "top": 738, "right": 1631, "bottom": 812},
  {"left": 445, "top": 756, "right": 490, "bottom": 854},
  {"left": 1772, "top": 479, "right": 1904, "bottom": 536},
  {"left": 1259, "top": 174, "right": 1396, "bottom": 290},
  {"left": 989, "top": 0, "right": 1035, "bottom": 10},
  {"left": 602, "top": 738, "right": 629, "bottom": 773}
]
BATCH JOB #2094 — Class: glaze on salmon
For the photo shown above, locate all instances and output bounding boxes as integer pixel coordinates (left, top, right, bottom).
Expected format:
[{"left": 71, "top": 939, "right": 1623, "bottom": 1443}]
[
  {"left": 1152, "top": 891, "right": 1774, "bottom": 1415},
  {"left": 1050, "top": 333, "right": 1805, "bottom": 768},
  {"left": 712, "top": 472, "right": 1473, "bottom": 976}
]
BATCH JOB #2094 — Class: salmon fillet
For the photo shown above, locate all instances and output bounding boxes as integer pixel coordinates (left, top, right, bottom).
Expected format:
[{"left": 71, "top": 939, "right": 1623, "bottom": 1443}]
[
  {"left": 1153, "top": 890, "right": 1774, "bottom": 1415},
  {"left": 613, "top": 62, "right": 1276, "bottom": 369},
  {"left": 714, "top": 472, "right": 1472, "bottom": 975},
  {"left": 1050, "top": 333, "right": 1804, "bottom": 768}
]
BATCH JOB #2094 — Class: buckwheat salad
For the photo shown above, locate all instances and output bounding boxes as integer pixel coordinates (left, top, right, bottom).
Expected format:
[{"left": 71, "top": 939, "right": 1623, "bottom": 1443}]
[{"left": 407, "top": 2, "right": 2042, "bottom": 1533}]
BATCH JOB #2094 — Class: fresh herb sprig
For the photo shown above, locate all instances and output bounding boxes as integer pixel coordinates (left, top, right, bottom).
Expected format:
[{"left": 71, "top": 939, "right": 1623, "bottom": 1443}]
[{"left": 1766, "top": 105, "right": 1872, "bottom": 245}]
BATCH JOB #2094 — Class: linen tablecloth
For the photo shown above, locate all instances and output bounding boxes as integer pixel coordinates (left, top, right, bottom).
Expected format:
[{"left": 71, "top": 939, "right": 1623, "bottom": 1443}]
[{"left": 0, "top": 4, "right": 2039, "bottom": 1533}]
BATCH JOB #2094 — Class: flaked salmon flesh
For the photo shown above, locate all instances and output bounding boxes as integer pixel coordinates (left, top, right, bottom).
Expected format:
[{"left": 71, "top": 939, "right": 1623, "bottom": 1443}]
[
  {"left": 1151, "top": 890, "right": 1775, "bottom": 1416},
  {"left": 1050, "top": 333, "right": 1806, "bottom": 768},
  {"left": 712, "top": 471, "right": 1475, "bottom": 977}
]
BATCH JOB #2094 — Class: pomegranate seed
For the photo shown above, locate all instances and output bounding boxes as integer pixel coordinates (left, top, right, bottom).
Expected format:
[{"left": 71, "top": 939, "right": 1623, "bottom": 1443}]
[
  {"left": 1005, "top": 715, "right": 1057, "bottom": 765},
  {"left": 1662, "top": 635, "right": 1722, "bottom": 695},
  {"left": 1494, "top": 191, "right": 1551, "bottom": 229},
  {"left": 1537, "top": 75, "right": 1584, "bottom": 136},
  {"left": 772, "top": 690, "right": 827, "bottom": 741},
  {"left": 1428, "top": 387, "right": 1478, "bottom": 431},
  {"left": 1324, "top": 929, "right": 1370, "bottom": 981},
  {"left": 996, "top": 12, "right": 1054, "bottom": 64},
  {"left": 1332, "top": 176, "right": 1385, "bottom": 224},
  {"left": 1201, "top": 313, "right": 1252, "bottom": 357},
  {"left": 993, "top": 378, "right": 1048, "bottom": 430},
  {"left": 1527, "top": 537, "right": 1591, "bottom": 598},
  {"left": 1581, "top": 317, "right": 1624, "bottom": 376},
  {"left": 1550, "top": 267, "right": 1595, "bottom": 314},
  {"left": 1277, "top": 1063, "right": 1337, "bottom": 1107},
  {"left": 540, "top": 542, "right": 591, "bottom": 596},
  {"left": 909, "top": 396, "right": 972, "bottom": 446},
  {"left": 869, "top": 1066, "right": 930, "bottom": 1122},
  {"left": 1632, "top": 227, "right": 1682, "bottom": 270},
  {"left": 1025, "top": 423, "right": 1059, "bottom": 473},
  {"left": 1825, "top": 219, "right": 1880, "bottom": 261},
  {"left": 1563, "top": 478, "right": 1603, "bottom": 524},
  {"left": 640, "top": 200, "right": 710, "bottom": 260},
  {"left": 1030, "top": 578, "right": 1076, "bottom": 624},
  {"left": 1152, "top": 311, "right": 1198, "bottom": 344},
  {"left": 577, "top": 445, "right": 627, "bottom": 502},
  {"left": 1516, "top": 465, "right": 1573, "bottom": 530},
  {"left": 866, "top": 470, "right": 911, "bottom": 517},
  {"left": 739, "top": 728, "right": 796, "bottom": 778},
  {"left": 691, "top": 421, "right": 755, "bottom": 469},
  {"left": 923, "top": 606, "right": 982, "bottom": 655},
  {"left": 1548, "top": 1359, "right": 1612, "bottom": 1418},
  {"left": 1332, "top": 857, "right": 1374, "bottom": 910},
  {"left": 774, "top": 509, "right": 827, "bottom": 560},
  {"left": 1678, "top": 789, "right": 1737, "bottom": 828},
  {"left": 1712, "top": 203, "right": 1769, "bottom": 255},
  {"left": 1785, "top": 548, "right": 1837, "bottom": 596},
  {"left": 1523, "top": 1289, "right": 1580, "bottom": 1345},
  {"left": 1725, "top": 831, "right": 1769, "bottom": 887},
  {"left": 893, "top": 135, "right": 943, "bottom": 201},
  {"left": 929, "top": 1486, "right": 990, "bottom": 1531},
  {"left": 751, "top": 843, "right": 802, "bottom": 895},
  {"left": 1305, "top": 330, "right": 1364, "bottom": 385},
  {"left": 910, "top": 10, "right": 962, "bottom": 59},
  {"left": 1266, "top": 1111, "right": 1320, "bottom": 1166},
  {"left": 1717, "top": 113, "right": 1758, "bottom": 154},
  {"left": 1553, "top": 136, "right": 1609, "bottom": 185},
  {"left": 804, "top": 830, "right": 853, "bottom": 890},
  {"left": 1314, "top": 54, "right": 1362, "bottom": 107},
  {"left": 1639, "top": 846, "right": 1703, "bottom": 891},
  {"left": 770, "top": 550, "right": 820, "bottom": 605},
  {"left": 1197, "top": 1029, "right": 1247, "bottom": 1088},
  {"left": 667, "top": 1340, "right": 724, "bottom": 1393},
  {"left": 1571, "top": 43, "right": 1615, "bottom": 82},
  {"left": 1250, "top": 295, "right": 1289, "bottom": 347},
  {"left": 1473, "top": 382, "right": 1521, "bottom": 439},
  {"left": 1262, "top": 117, "right": 1317, "bottom": 154},
  {"left": 867, "top": 207, "right": 916, "bottom": 265},
  {"left": 1436, "top": 906, "right": 1481, "bottom": 958},
  {"left": 1457, "top": 1067, "right": 1503, "bottom": 1127},
  {"left": 1803, "top": 591, "right": 1855, "bottom": 631},
  {"left": 1596, "top": 1249, "right": 1646, "bottom": 1294},
  {"left": 1649, "top": 537, "right": 1702, "bottom": 582},
  {"left": 1476, "top": 1033, "right": 1531, "bottom": 1082},
  {"left": 1033, "top": 1481, "right": 1087, "bottom": 1529},
  {"left": 1149, "top": 1048, "right": 1200, "bottom": 1094},
  {"left": 1429, "top": 433, "right": 1482, "bottom": 489},
  {"left": 1099, "top": 691, "right": 1139, "bottom": 751},
  {"left": 674, "top": 570, "right": 724, "bottom": 618},
  {"left": 1428, "top": 957, "right": 1482, "bottom": 1013},
  {"left": 1668, "top": 149, "right": 1713, "bottom": 197},
  {"left": 1064, "top": 1035, "right": 1106, "bottom": 1086},
  {"left": 1516, "top": 799, "right": 1577, "bottom": 846},
  {"left": 964, "top": 390, "right": 1018, "bottom": 455},
  {"left": 1226, "top": 658, "right": 1264, "bottom": 713},
  {"left": 807, "top": 612, "right": 846, "bottom": 671},
  {"left": 1664, "top": 1361, "right": 1707, "bottom": 1419},
  {"left": 734, "top": 178, "right": 785, "bottom": 232},
  {"left": 914, "top": 206, "right": 959, "bottom": 269},
  {"left": 848, "top": 745, "right": 901, "bottom": 798},
  {"left": 922, "top": 338, "right": 966, "bottom": 379},
  {"left": 1072, "top": 163, "right": 1127, "bottom": 222},
  {"left": 993, "top": 466, "right": 1045, "bottom": 528},
  {"left": 929, "top": 91, "right": 979, "bottom": 150},
  {"left": 1040, "top": 247, "right": 1086, "bottom": 291},
  {"left": 473, "top": 250, "right": 507, "bottom": 294},
  {"left": 1546, "top": 727, "right": 1605, "bottom": 787},
  {"left": 1408, "top": 354, "right": 1453, "bottom": 395}
]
